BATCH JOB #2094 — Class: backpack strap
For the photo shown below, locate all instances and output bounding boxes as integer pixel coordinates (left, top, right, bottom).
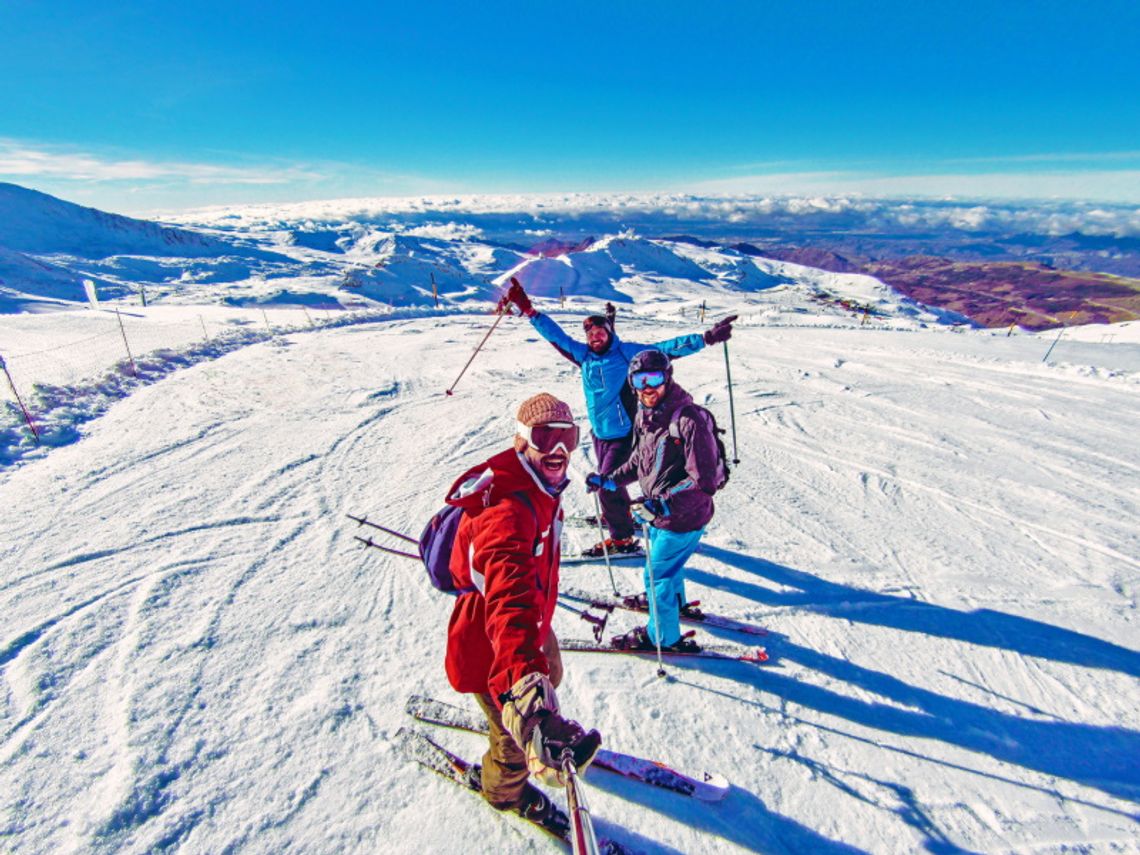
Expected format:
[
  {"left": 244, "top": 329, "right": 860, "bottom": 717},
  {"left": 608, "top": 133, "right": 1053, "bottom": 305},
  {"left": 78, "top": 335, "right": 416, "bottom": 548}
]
[{"left": 668, "top": 404, "right": 698, "bottom": 441}]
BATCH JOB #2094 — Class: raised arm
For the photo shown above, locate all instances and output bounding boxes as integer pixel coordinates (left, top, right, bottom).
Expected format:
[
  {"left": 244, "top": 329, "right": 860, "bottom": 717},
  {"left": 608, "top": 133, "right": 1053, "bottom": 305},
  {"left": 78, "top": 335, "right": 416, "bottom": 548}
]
[
  {"left": 502, "top": 277, "right": 588, "bottom": 365},
  {"left": 627, "top": 314, "right": 738, "bottom": 361}
]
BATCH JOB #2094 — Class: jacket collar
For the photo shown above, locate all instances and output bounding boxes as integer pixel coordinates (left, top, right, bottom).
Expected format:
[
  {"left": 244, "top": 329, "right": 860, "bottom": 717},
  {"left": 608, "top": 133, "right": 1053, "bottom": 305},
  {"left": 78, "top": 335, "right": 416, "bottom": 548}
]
[
  {"left": 447, "top": 447, "right": 565, "bottom": 510},
  {"left": 517, "top": 452, "right": 570, "bottom": 498}
]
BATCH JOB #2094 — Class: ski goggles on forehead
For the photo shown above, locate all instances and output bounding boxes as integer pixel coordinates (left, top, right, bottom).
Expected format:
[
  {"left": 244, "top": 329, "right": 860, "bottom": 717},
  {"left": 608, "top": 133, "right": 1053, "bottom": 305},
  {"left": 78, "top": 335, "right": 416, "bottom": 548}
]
[
  {"left": 582, "top": 316, "right": 609, "bottom": 332},
  {"left": 630, "top": 371, "right": 668, "bottom": 390},
  {"left": 517, "top": 421, "right": 580, "bottom": 454}
]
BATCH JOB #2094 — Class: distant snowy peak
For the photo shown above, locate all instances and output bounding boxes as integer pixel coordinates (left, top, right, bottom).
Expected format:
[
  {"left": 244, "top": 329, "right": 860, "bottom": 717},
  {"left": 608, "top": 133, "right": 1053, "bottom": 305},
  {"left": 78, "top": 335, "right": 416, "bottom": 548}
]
[
  {"left": 0, "top": 182, "right": 225, "bottom": 257},
  {"left": 501, "top": 232, "right": 806, "bottom": 303},
  {"left": 525, "top": 236, "right": 595, "bottom": 257}
]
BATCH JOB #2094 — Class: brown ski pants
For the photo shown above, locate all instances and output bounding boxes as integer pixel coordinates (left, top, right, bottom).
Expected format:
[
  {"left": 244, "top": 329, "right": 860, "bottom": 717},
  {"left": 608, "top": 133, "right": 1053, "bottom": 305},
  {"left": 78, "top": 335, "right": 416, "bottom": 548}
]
[{"left": 473, "top": 631, "right": 562, "bottom": 809}]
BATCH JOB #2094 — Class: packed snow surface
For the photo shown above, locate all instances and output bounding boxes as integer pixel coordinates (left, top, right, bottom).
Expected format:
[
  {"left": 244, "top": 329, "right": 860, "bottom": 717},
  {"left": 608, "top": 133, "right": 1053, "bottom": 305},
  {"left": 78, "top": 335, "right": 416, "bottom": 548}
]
[{"left": 1, "top": 292, "right": 1138, "bottom": 852}]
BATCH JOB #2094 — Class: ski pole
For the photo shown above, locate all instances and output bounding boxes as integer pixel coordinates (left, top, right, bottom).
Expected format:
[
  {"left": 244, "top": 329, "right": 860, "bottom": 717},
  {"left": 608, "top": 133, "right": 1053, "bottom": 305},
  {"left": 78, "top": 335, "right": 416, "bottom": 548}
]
[
  {"left": 353, "top": 535, "right": 420, "bottom": 561},
  {"left": 445, "top": 305, "right": 510, "bottom": 396},
  {"left": 560, "top": 750, "right": 601, "bottom": 855},
  {"left": 631, "top": 502, "right": 666, "bottom": 678},
  {"left": 592, "top": 491, "right": 620, "bottom": 596},
  {"left": 347, "top": 513, "right": 418, "bottom": 544},
  {"left": 723, "top": 341, "right": 740, "bottom": 464}
]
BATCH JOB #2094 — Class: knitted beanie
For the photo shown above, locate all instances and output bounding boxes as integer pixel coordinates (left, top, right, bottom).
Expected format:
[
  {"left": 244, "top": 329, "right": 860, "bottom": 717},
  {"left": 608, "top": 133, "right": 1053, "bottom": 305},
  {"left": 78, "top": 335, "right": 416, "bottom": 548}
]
[{"left": 517, "top": 392, "right": 574, "bottom": 427}]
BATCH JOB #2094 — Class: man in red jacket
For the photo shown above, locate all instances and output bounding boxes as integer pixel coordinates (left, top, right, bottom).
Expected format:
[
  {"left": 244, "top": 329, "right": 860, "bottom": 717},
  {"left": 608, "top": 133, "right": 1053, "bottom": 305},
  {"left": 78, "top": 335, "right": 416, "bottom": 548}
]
[{"left": 443, "top": 392, "right": 601, "bottom": 833}]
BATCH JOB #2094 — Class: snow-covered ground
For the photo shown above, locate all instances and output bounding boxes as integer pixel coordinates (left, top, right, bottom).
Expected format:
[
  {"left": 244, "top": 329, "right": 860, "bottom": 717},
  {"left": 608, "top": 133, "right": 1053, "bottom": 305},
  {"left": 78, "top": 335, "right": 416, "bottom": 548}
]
[{"left": 2, "top": 289, "right": 1138, "bottom": 852}]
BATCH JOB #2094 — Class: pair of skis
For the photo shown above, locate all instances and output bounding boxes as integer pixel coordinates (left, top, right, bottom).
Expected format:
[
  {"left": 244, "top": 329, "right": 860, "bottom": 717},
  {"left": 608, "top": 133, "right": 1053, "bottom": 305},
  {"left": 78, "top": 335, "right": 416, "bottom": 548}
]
[
  {"left": 404, "top": 694, "right": 729, "bottom": 801},
  {"left": 559, "top": 586, "right": 769, "bottom": 638},
  {"left": 396, "top": 728, "right": 627, "bottom": 854},
  {"left": 399, "top": 695, "right": 730, "bottom": 851},
  {"left": 555, "top": 586, "right": 769, "bottom": 664}
]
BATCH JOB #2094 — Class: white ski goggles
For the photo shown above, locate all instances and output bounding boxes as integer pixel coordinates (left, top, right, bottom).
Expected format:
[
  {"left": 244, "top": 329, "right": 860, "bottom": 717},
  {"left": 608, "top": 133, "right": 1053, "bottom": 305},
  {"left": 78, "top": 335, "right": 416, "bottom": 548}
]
[{"left": 516, "top": 421, "right": 580, "bottom": 455}]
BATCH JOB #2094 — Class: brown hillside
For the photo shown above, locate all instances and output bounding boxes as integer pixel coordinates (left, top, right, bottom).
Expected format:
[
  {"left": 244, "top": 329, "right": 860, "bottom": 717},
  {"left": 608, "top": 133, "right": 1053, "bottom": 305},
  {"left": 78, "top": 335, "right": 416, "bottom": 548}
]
[{"left": 863, "top": 258, "right": 1140, "bottom": 330}]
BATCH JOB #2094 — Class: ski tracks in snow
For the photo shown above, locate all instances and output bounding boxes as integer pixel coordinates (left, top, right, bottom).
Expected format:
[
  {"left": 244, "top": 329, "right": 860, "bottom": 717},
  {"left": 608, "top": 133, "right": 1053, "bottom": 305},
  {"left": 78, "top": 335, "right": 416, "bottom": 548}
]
[{"left": 3, "top": 316, "right": 1139, "bottom": 853}]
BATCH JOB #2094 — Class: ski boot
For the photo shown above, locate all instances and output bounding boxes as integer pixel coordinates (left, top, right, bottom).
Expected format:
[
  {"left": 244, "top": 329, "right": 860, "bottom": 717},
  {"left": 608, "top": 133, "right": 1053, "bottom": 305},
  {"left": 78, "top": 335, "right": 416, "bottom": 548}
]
[
  {"left": 667, "top": 632, "right": 702, "bottom": 653},
  {"left": 610, "top": 625, "right": 653, "bottom": 650},
  {"left": 582, "top": 536, "right": 641, "bottom": 559},
  {"left": 679, "top": 599, "right": 705, "bottom": 621},
  {"left": 518, "top": 783, "right": 571, "bottom": 837},
  {"left": 611, "top": 626, "right": 702, "bottom": 653},
  {"left": 467, "top": 766, "right": 571, "bottom": 838},
  {"left": 621, "top": 592, "right": 650, "bottom": 611},
  {"left": 622, "top": 593, "right": 702, "bottom": 620}
]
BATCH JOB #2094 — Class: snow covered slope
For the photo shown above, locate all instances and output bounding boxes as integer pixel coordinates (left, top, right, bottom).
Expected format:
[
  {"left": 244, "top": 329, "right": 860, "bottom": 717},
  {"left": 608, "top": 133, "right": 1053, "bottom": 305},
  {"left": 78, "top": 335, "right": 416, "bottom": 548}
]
[
  {"left": 0, "top": 246, "right": 90, "bottom": 312},
  {"left": 1, "top": 303, "right": 1138, "bottom": 853},
  {"left": 0, "top": 182, "right": 225, "bottom": 258}
]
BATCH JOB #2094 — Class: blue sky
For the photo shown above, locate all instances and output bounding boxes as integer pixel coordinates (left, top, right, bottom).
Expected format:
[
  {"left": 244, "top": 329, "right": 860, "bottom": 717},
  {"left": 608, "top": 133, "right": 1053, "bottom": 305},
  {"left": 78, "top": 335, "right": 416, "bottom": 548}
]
[{"left": 1, "top": 0, "right": 1138, "bottom": 212}]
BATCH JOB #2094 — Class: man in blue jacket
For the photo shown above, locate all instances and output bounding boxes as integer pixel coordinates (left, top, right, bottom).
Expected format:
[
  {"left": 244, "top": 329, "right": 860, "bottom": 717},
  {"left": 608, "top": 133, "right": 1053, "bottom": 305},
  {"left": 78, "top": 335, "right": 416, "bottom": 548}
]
[{"left": 501, "top": 278, "right": 735, "bottom": 556}]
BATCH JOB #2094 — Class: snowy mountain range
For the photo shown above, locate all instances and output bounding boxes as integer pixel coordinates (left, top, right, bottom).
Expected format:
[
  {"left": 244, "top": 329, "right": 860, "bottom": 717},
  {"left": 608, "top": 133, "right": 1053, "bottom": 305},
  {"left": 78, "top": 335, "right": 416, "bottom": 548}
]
[{"left": 0, "top": 183, "right": 967, "bottom": 326}]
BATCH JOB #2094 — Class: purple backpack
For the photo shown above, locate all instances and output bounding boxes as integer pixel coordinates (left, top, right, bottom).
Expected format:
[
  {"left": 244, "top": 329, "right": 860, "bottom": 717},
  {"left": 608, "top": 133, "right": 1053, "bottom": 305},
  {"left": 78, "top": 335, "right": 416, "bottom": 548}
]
[
  {"left": 417, "top": 492, "right": 536, "bottom": 596},
  {"left": 418, "top": 505, "right": 476, "bottom": 595}
]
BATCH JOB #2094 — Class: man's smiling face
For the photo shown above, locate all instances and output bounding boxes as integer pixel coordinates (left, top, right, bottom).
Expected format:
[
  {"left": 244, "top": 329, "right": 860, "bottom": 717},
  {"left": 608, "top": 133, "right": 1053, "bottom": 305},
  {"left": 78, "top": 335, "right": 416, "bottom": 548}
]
[
  {"left": 586, "top": 325, "right": 610, "bottom": 353},
  {"left": 637, "top": 384, "right": 666, "bottom": 410},
  {"left": 524, "top": 443, "right": 569, "bottom": 487}
]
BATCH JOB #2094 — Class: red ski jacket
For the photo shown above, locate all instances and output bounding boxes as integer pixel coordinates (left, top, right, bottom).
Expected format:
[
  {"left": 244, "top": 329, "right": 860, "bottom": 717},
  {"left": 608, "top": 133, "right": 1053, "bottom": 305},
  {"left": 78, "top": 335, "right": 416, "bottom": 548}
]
[{"left": 444, "top": 448, "right": 566, "bottom": 704}]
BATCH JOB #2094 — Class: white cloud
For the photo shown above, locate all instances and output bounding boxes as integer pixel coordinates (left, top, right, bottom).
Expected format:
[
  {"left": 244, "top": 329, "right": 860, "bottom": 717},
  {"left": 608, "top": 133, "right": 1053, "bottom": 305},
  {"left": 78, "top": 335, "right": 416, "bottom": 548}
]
[
  {"left": 400, "top": 222, "right": 483, "bottom": 240},
  {"left": 0, "top": 138, "right": 321, "bottom": 185},
  {"left": 681, "top": 168, "right": 1140, "bottom": 204}
]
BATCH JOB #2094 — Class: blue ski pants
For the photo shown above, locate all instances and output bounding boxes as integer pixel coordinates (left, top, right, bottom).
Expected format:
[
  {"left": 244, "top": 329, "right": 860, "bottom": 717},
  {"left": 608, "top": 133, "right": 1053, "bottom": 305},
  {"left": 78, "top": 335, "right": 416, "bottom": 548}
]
[{"left": 643, "top": 526, "right": 705, "bottom": 646}]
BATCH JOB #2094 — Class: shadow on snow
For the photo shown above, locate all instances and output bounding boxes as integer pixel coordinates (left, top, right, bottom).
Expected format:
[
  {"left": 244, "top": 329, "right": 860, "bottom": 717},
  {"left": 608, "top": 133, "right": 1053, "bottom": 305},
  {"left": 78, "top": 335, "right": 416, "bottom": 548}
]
[{"left": 684, "top": 545, "right": 1140, "bottom": 805}]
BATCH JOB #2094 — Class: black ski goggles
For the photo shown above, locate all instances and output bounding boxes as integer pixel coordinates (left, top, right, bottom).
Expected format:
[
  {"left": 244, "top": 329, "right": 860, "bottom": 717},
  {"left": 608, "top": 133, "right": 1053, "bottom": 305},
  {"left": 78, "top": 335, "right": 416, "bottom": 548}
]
[
  {"left": 582, "top": 316, "right": 609, "bottom": 332},
  {"left": 516, "top": 421, "right": 580, "bottom": 454},
  {"left": 630, "top": 371, "right": 668, "bottom": 390}
]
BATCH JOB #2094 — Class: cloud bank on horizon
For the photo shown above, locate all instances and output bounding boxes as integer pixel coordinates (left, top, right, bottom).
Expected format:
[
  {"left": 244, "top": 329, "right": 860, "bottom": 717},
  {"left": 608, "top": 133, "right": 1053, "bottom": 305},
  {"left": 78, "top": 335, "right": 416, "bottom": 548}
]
[
  {"left": 158, "top": 188, "right": 1140, "bottom": 241},
  {"left": 2, "top": 138, "right": 1139, "bottom": 218}
]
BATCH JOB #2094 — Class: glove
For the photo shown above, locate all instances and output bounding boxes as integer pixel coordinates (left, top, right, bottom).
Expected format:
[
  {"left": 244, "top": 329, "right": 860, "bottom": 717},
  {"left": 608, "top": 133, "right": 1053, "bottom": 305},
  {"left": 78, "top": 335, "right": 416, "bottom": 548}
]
[
  {"left": 703, "top": 314, "right": 738, "bottom": 345},
  {"left": 503, "top": 277, "right": 535, "bottom": 316},
  {"left": 585, "top": 473, "right": 617, "bottom": 493},
  {"left": 642, "top": 497, "right": 671, "bottom": 518},
  {"left": 501, "top": 673, "right": 602, "bottom": 787},
  {"left": 604, "top": 302, "right": 616, "bottom": 324}
]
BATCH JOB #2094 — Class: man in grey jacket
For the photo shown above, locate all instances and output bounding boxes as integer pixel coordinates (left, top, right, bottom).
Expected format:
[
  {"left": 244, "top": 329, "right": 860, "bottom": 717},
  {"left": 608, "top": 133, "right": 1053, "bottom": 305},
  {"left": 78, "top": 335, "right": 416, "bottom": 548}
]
[
  {"left": 501, "top": 278, "right": 734, "bottom": 557},
  {"left": 586, "top": 349, "right": 725, "bottom": 652}
]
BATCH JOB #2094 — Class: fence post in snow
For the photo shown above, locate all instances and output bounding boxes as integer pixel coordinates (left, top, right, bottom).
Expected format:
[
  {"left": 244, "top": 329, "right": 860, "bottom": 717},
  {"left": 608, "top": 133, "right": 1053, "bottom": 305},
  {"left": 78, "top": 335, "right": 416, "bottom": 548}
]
[
  {"left": 432, "top": 273, "right": 439, "bottom": 308},
  {"left": 1042, "top": 311, "right": 1075, "bottom": 363},
  {"left": 1042, "top": 325, "right": 1066, "bottom": 362},
  {"left": 261, "top": 309, "right": 273, "bottom": 336},
  {"left": 114, "top": 308, "right": 138, "bottom": 376},
  {"left": 199, "top": 315, "right": 211, "bottom": 343},
  {"left": 1, "top": 353, "right": 41, "bottom": 445}
]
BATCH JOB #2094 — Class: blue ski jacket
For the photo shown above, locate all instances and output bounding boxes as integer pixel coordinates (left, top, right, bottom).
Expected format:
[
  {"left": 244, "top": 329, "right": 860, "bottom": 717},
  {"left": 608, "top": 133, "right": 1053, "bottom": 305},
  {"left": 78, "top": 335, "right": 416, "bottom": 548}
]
[{"left": 529, "top": 312, "right": 706, "bottom": 441}]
